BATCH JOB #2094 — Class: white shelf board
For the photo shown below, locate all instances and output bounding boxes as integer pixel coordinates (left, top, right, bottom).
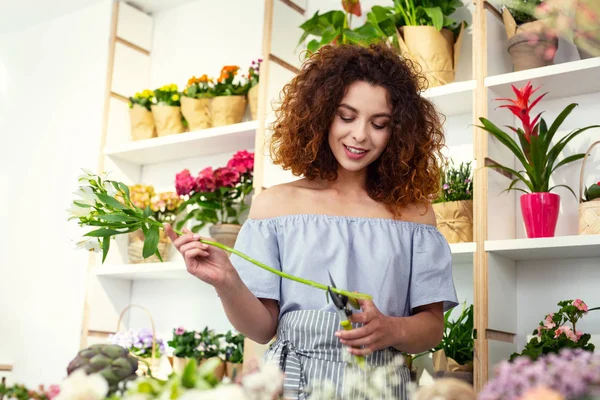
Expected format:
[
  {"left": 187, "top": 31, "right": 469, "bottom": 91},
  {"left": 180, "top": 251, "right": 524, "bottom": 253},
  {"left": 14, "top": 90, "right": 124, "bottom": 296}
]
[
  {"left": 104, "top": 120, "right": 258, "bottom": 165},
  {"left": 485, "top": 57, "right": 600, "bottom": 101},
  {"left": 422, "top": 80, "right": 475, "bottom": 116},
  {"left": 485, "top": 235, "right": 600, "bottom": 261},
  {"left": 94, "top": 262, "right": 188, "bottom": 280},
  {"left": 450, "top": 242, "right": 476, "bottom": 264}
]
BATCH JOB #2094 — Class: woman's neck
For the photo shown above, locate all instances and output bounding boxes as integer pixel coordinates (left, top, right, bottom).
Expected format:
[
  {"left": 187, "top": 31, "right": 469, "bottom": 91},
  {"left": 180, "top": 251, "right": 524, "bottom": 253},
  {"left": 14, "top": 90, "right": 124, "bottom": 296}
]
[{"left": 322, "top": 167, "right": 368, "bottom": 196}]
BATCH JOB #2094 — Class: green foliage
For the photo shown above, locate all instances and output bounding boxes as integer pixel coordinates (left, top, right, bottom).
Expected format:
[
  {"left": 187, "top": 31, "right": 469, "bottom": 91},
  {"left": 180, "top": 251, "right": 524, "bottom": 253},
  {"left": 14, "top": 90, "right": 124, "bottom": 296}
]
[
  {"left": 433, "top": 160, "right": 473, "bottom": 204},
  {"left": 224, "top": 331, "right": 245, "bottom": 364},
  {"left": 510, "top": 300, "right": 598, "bottom": 362},
  {"left": 583, "top": 182, "right": 600, "bottom": 202},
  {"left": 391, "top": 0, "right": 465, "bottom": 33},
  {"left": 433, "top": 303, "right": 475, "bottom": 366},
  {"left": 497, "top": 0, "right": 544, "bottom": 24},
  {"left": 128, "top": 89, "right": 155, "bottom": 111},
  {"left": 154, "top": 84, "right": 181, "bottom": 106},
  {"left": 167, "top": 327, "right": 223, "bottom": 360}
]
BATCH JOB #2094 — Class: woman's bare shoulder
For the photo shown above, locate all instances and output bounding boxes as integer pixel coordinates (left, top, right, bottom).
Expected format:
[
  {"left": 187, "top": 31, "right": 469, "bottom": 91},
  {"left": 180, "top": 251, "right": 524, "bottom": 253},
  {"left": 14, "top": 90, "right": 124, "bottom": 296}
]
[
  {"left": 248, "top": 179, "right": 314, "bottom": 220},
  {"left": 400, "top": 201, "right": 437, "bottom": 226}
]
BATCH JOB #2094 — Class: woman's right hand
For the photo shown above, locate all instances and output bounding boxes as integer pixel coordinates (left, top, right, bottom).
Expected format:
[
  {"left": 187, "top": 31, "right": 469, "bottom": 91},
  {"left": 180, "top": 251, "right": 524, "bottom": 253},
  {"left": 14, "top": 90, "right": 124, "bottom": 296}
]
[{"left": 163, "top": 224, "right": 237, "bottom": 288}]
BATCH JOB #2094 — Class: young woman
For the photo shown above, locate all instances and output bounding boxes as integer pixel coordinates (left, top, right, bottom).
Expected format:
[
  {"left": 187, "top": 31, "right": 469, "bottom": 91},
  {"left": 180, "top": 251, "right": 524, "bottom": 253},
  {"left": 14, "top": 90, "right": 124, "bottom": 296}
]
[{"left": 165, "top": 44, "right": 458, "bottom": 399}]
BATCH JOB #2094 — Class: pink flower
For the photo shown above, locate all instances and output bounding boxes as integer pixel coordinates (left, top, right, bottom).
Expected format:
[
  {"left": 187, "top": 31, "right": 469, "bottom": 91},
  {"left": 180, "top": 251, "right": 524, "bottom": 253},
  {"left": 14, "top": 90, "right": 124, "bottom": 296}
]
[
  {"left": 543, "top": 313, "right": 556, "bottom": 329},
  {"left": 175, "top": 169, "right": 196, "bottom": 196},
  {"left": 573, "top": 299, "right": 589, "bottom": 313},
  {"left": 175, "top": 326, "right": 185, "bottom": 335},
  {"left": 554, "top": 326, "right": 578, "bottom": 342},
  {"left": 214, "top": 167, "right": 240, "bottom": 188},
  {"left": 227, "top": 150, "right": 254, "bottom": 174},
  {"left": 576, "top": 330, "right": 584, "bottom": 341},
  {"left": 46, "top": 385, "right": 61, "bottom": 400},
  {"left": 195, "top": 167, "right": 216, "bottom": 192}
]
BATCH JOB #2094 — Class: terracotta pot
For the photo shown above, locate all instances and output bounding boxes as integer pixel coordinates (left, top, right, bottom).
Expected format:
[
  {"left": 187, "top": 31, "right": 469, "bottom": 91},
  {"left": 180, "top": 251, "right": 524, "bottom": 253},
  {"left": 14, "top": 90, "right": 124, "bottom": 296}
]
[
  {"left": 507, "top": 29, "right": 558, "bottom": 71},
  {"left": 520, "top": 192, "right": 560, "bottom": 238},
  {"left": 209, "top": 224, "right": 241, "bottom": 248}
]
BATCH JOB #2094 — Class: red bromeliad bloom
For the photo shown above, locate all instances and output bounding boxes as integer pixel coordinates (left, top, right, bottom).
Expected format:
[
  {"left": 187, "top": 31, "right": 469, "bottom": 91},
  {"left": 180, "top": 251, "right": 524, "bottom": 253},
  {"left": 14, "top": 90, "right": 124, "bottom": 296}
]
[
  {"left": 342, "top": 0, "right": 361, "bottom": 17},
  {"left": 496, "top": 81, "right": 547, "bottom": 142}
]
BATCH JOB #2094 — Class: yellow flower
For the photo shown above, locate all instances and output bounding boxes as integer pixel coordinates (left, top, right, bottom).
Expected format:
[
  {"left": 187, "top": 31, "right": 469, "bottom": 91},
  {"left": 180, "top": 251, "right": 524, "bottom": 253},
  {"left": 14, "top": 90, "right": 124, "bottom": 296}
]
[{"left": 172, "top": 94, "right": 179, "bottom": 102}]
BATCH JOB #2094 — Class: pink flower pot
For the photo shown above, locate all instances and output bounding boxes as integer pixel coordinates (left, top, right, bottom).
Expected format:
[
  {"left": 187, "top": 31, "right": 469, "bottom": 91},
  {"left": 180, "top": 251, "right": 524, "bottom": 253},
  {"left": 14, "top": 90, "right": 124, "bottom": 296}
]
[{"left": 520, "top": 192, "right": 560, "bottom": 238}]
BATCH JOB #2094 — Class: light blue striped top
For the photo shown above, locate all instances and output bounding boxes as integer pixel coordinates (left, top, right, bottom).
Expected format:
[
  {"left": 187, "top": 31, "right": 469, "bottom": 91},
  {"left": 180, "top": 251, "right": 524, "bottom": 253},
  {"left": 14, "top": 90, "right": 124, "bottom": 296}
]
[{"left": 231, "top": 214, "right": 458, "bottom": 318}]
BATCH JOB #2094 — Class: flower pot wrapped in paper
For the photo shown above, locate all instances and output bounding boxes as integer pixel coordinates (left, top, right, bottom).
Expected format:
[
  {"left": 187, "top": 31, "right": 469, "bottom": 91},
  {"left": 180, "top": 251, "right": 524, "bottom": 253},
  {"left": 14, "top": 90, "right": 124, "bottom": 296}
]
[
  {"left": 110, "top": 305, "right": 167, "bottom": 379},
  {"left": 175, "top": 151, "right": 255, "bottom": 248},
  {"left": 430, "top": 303, "right": 474, "bottom": 385},
  {"left": 151, "top": 84, "right": 185, "bottom": 136},
  {"left": 125, "top": 184, "right": 183, "bottom": 263},
  {"left": 499, "top": 1, "right": 558, "bottom": 71},
  {"left": 181, "top": 74, "right": 214, "bottom": 130},
  {"left": 432, "top": 161, "right": 473, "bottom": 244},
  {"left": 578, "top": 141, "right": 600, "bottom": 235},
  {"left": 477, "top": 81, "right": 600, "bottom": 238},
  {"left": 128, "top": 89, "right": 156, "bottom": 141},
  {"left": 394, "top": 1, "right": 467, "bottom": 88},
  {"left": 246, "top": 59, "right": 261, "bottom": 120},
  {"left": 211, "top": 66, "right": 248, "bottom": 127},
  {"left": 223, "top": 330, "right": 245, "bottom": 380}
]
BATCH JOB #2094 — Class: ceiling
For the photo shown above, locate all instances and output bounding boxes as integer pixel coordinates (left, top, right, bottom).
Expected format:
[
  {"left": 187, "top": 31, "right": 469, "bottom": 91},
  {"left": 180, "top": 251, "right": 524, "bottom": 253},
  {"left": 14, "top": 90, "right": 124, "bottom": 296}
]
[{"left": 0, "top": 0, "right": 197, "bottom": 34}]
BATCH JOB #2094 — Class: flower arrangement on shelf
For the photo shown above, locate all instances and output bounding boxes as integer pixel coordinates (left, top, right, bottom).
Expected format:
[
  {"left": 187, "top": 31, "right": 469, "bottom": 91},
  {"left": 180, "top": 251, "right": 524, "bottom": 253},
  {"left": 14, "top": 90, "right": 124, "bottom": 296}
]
[
  {"left": 175, "top": 150, "right": 254, "bottom": 248},
  {"left": 167, "top": 326, "right": 226, "bottom": 380},
  {"left": 0, "top": 381, "right": 60, "bottom": 400},
  {"left": 246, "top": 58, "right": 262, "bottom": 120},
  {"left": 480, "top": 348, "right": 600, "bottom": 400},
  {"left": 478, "top": 81, "right": 600, "bottom": 238},
  {"left": 211, "top": 65, "right": 249, "bottom": 127},
  {"left": 127, "top": 89, "right": 156, "bottom": 141},
  {"left": 108, "top": 328, "right": 165, "bottom": 359},
  {"left": 151, "top": 83, "right": 185, "bottom": 137},
  {"left": 432, "top": 160, "right": 474, "bottom": 243},
  {"left": 509, "top": 298, "right": 598, "bottom": 362},
  {"left": 223, "top": 330, "right": 245, "bottom": 380},
  {"left": 181, "top": 74, "right": 215, "bottom": 131},
  {"left": 124, "top": 184, "right": 183, "bottom": 264}
]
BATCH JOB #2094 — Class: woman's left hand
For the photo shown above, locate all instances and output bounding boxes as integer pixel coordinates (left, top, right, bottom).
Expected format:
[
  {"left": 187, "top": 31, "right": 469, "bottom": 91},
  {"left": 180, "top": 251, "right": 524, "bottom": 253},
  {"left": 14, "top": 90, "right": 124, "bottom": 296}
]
[{"left": 334, "top": 299, "right": 396, "bottom": 356}]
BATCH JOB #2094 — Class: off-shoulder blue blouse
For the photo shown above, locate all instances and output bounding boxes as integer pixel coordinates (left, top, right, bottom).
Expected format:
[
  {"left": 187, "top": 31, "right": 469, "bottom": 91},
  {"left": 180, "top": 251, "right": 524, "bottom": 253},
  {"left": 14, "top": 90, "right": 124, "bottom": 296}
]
[{"left": 230, "top": 214, "right": 458, "bottom": 318}]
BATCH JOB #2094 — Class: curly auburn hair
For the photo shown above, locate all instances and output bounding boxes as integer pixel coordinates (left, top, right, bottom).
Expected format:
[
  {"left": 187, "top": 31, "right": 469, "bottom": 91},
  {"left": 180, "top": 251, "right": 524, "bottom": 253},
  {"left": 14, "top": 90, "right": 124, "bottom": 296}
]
[{"left": 268, "top": 44, "right": 445, "bottom": 217}]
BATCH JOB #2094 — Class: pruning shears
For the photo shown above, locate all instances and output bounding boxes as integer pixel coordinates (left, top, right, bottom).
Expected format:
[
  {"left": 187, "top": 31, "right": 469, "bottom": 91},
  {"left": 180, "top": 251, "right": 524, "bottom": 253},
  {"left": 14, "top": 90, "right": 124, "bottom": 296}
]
[{"left": 328, "top": 272, "right": 365, "bottom": 368}]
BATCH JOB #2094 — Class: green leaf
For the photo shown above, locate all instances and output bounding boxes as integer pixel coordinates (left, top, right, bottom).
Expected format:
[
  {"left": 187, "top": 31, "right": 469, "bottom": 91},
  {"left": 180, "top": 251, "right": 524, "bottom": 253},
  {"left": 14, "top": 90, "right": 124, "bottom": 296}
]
[
  {"left": 423, "top": 7, "right": 444, "bottom": 30},
  {"left": 118, "top": 182, "right": 131, "bottom": 200},
  {"left": 585, "top": 184, "right": 600, "bottom": 201},
  {"left": 485, "top": 162, "right": 534, "bottom": 193},
  {"left": 307, "top": 39, "right": 321, "bottom": 53},
  {"left": 478, "top": 118, "right": 529, "bottom": 170},
  {"left": 549, "top": 184, "right": 578, "bottom": 200},
  {"left": 528, "top": 134, "right": 545, "bottom": 191},
  {"left": 550, "top": 153, "right": 585, "bottom": 175},
  {"left": 143, "top": 206, "right": 152, "bottom": 219},
  {"left": 143, "top": 225, "right": 159, "bottom": 259},
  {"left": 73, "top": 200, "right": 91, "bottom": 209},
  {"left": 84, "top": 228, "right": 123, "bottom": 237},
  {"left": 102, "top": 237, "right": 110, "bottom": 263},
  {"left": 181, "top": 359, "right": 197, "bottom": 388},
  {"left": 96, "top": 214, "right": 137, "bottom": 223},
  {"left": 546, "top": 103, "right": 577, "bottom": 145},
  {"left": 96, "top": 193, "right": 127, "bottom": 210},
  {"left": 547, "top": 125, "right": 600, "bottom": 172}
]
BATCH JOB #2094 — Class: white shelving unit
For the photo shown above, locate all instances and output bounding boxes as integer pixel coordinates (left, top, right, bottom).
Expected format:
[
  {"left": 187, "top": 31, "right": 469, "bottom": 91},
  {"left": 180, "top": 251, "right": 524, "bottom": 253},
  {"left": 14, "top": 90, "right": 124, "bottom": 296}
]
[
  {"left": 450, "top": 242, "right": 477, "bottom": 264},
  {"left": 95, "top": 262, "right": 188, "bottom": 280},
  {"left": 423, "top": 79, "right": 476, "bottom": 116},
  {"left": 485, "top": 235, "right": 600, "bottom": 261},
  {"left": 104, "top": 120, "right": 258, "bottom": 165}
]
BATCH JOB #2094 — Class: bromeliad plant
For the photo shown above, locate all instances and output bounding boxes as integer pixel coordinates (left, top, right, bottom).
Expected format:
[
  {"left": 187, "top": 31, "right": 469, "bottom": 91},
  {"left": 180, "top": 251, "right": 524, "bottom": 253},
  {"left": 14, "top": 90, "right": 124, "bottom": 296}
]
[
  {"left": 174, "top": 150, "right": 255, "bottom": 232},
  {"left": 68, "top": 170, "right": 372, "bottom": 302},
  {"left": 478, "top": 81, "right": 600, "bottom": 197},
  {"left": 510, "top": 299, "right": 598, "bottom": 362}
]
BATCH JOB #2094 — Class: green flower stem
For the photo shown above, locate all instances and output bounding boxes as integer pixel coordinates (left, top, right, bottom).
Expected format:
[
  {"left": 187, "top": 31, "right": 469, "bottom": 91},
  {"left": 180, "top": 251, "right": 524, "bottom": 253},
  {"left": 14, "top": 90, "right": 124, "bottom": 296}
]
[{"left": 168, "top": 226, "right": 372, "bottom": 301}]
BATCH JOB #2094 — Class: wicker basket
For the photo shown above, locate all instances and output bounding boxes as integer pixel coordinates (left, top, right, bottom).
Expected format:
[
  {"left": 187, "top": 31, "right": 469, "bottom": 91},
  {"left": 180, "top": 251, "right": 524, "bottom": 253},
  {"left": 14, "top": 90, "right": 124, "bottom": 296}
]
[
  {"left": 578, "top": 140, "right": 600, "bottom": 235},
  {"left": 128, "top": 229, "right": 170, "bottom": 263},
  {"left": 116, "top": 305, "right": 162, "bottom": 378}
]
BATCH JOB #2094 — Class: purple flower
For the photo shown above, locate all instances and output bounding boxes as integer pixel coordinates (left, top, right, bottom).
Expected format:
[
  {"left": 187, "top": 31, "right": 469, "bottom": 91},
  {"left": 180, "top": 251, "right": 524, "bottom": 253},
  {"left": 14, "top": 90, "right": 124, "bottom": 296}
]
[{"left": 443, "top": 183, "right": 450, "bottom": 190}]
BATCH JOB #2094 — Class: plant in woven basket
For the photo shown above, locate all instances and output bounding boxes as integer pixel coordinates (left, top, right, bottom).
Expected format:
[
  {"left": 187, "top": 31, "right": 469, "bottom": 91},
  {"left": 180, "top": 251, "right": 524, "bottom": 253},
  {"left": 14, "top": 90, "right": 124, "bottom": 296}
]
[
  {"left": 583, "top": 181, "right": 600, "bottom": 202},
  {"left": 510, "top": 298, "right": 599, "bottom": 362},
  {"left": 66, "top": 344, "right": 139, "bottom": 395},
  {"left": 128, "top": 89, "right": 155, "bottom": 111},
  {"left": 183, "top": 74, "right": 215, "bottom": 99},
  {"left": 108, "top": 328, "right": 165, "bottom": 359},
  {"left": 433, "top": 160, "right": 473, "bottom": 204},
  {"left": 175, "top": 150, "right": 254, "bottom": 232}
]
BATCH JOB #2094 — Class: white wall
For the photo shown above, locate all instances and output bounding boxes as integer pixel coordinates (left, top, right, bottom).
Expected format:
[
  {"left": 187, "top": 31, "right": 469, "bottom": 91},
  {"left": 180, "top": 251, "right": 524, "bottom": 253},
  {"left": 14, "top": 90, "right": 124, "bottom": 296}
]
[{"left": 0, "top": 0, "right": 112, "bottom": 386}]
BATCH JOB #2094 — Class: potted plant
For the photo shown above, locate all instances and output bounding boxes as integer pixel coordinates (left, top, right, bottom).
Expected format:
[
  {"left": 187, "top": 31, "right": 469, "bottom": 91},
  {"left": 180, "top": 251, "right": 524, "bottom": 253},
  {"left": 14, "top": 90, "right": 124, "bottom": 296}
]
[
  {"left": 496, "top": 0, "right": 558, "bottom": 71},
  {"left": 477, "top": 81, "right": 600, "bottom": 238},
  {"left": 175, "top": 150, "right": 254, "bottom": 248},
  {"left": 578, "top": 140, "right": 600, "bottom": 235},
  {"left": 108, "top": 328, "right": 165, "bottom": 378},
  {"left": 297, "top": 0, "right": 385, "bottom": 55},
  {"left": 211, "top": 66, "right": 248, "bottom": 127},
  {"left": 195, "top": 327, "right": 226, "bottom": 382},
  {"left": 124, "top": 184, "right": 183, "bottom": 263},
  {"left": 432, "top": 160, "right": 474, "bottom": 243},
  {"left": 246, "top": 58, "right": 262, "bottom": 121},
  {"left": 167, "top": 326, "right": 200, "bottom": 374},
  {"left": 151, "top": 83, "right": 185, "bottom": 136},
  {"left": 431, "top": 303, "right": 475, "bottom": 385},
  {"left": 509, "top": 298, "right": 598, "bottom": 362},
  {"left": 391, "top": 0, "right": 467, "bottom": 87},
  {"left": 223, "top": 330, "right": 245, "bottom": 380},
  {"left": 128, "top": 89, "right": 156, "bottom": 141},
  {"left": 181, "top": 74, "right": 215, "bottom": 131}
]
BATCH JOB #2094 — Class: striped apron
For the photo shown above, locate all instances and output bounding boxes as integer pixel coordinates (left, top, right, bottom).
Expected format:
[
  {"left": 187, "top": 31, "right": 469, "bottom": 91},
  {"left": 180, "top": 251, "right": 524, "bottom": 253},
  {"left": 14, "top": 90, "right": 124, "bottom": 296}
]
[{"left": 263, "top": 310, "right": 411, "bottom": 399}]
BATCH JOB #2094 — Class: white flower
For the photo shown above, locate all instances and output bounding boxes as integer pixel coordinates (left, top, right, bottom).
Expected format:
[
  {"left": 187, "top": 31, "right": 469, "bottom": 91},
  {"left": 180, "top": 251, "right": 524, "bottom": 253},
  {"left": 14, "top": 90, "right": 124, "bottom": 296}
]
[
  {"left": 106, "top": 183, "right": 118, "bottom": 197},
  {"left": 68, "top": 204, "right": 91, "bottom": 218},
  {"left": 54, "top": 370, "right": 108, "bottom": 400},
  {"left": 75, "top": 238, "right": 102, "bottom": 253},
  {"left": 241, "top": 363, "right": 284, "bottom": 400},
  {"left": 74, "top": 186, "right": 97, "bottom": 206}
]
